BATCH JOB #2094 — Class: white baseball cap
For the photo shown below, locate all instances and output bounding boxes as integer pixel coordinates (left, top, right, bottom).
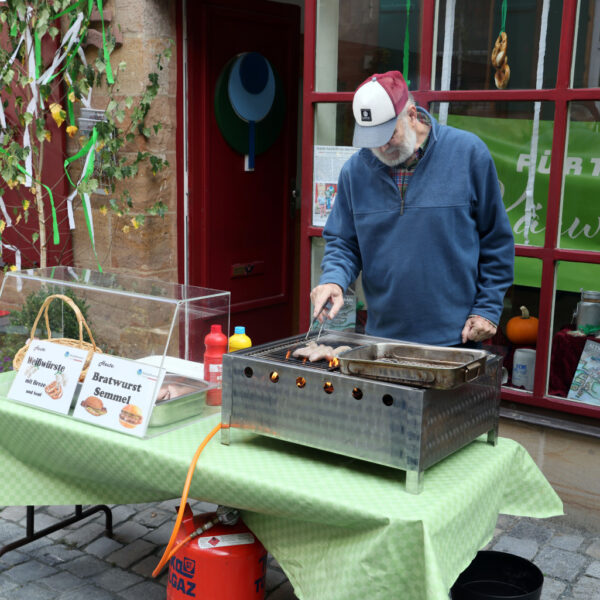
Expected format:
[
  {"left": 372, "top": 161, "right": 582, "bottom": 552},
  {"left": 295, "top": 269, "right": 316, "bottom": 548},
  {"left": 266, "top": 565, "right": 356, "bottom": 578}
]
[{"left": 352, "top": 71, "right": 409, "bottom": 148}]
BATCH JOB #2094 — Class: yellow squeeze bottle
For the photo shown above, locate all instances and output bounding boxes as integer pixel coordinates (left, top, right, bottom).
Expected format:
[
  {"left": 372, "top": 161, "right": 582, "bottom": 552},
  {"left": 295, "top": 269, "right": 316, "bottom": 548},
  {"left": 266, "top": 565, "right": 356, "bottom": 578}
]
[{"left": 229, "top": 326, "right": 252, "bottom": 352}]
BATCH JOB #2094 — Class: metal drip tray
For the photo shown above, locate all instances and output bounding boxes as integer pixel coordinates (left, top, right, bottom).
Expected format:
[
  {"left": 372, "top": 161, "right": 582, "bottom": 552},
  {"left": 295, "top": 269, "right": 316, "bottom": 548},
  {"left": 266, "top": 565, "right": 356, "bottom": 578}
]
[{"left": 338, "top": 343, "right": 488, "bottom": 389}]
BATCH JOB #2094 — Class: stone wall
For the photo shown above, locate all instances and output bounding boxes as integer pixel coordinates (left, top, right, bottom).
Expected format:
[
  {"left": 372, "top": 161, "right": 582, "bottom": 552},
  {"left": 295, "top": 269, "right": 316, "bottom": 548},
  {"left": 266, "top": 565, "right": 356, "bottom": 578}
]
[{"left": 70, "top": 0, "right": 179, "bottom": 282}]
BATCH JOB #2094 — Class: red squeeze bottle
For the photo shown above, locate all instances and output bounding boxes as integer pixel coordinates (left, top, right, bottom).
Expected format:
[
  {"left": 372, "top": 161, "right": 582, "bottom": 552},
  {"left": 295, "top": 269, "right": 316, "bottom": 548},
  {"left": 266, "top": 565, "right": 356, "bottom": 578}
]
[{"left": 203, "top": 324, "right": 228, "bottom": 406}]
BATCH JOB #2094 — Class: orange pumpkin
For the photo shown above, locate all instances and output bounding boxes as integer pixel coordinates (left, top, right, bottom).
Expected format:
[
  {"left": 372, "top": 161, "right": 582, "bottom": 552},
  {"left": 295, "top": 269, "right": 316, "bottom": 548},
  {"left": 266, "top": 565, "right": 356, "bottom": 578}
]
[{"left": 506, "top": 305, "right": 539, "bottom": 345}]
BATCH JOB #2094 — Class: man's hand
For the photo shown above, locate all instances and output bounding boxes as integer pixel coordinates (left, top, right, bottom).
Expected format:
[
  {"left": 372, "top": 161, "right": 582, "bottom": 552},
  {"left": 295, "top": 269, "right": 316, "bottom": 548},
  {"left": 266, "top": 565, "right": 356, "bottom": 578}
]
[
  {"left": 461, "top": 315, "right": 497, "bottom": 343},
  {"left": 310, "top": 283, "right": 344, "bottom": 322}
]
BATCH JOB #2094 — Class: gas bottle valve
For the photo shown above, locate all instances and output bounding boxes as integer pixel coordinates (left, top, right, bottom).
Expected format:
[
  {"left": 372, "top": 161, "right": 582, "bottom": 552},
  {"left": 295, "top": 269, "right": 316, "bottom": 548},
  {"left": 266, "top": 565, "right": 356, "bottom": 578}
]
[
  {"left": 216, "top": 505, "right": 240, "bottom": 526},
  {"left": 187, "top": 505, "right": 240, "bottom": 540}
]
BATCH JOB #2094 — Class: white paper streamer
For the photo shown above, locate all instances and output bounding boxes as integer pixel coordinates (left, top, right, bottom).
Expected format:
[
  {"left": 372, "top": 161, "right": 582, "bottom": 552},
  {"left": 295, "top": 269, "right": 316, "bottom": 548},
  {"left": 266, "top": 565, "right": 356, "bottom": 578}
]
[
  {"left": 77, "top": 46, "right": 94, "bottom": 109},
  {"left": 1, "top": 243, "right": 22, "bottom": 290},
  {"left": 38, "top": 12, "right": 85, "bottom": 85},
  {"left": 22, "top": 125, "right": 32, "bottom": 188},
  {"left": 0, "top": 196, "right": 12, "bottom": 227},
  {"left": 438, "top": 0, "right": 456, "bottom": 126},
  {"left": 24, "top": 14, "right": 38, "bottom": 113},
  {"left": 0, "top": 35, "right": 25, "bottom": 136},
  {"left": 522, "top": 0, "right": 550, "bottom": 245},
  {"left": 66, "top": 189, "right": 77, "bottom": 229},
  {"left": 83, "top": 193, "right": 94, "bottom": 244}
]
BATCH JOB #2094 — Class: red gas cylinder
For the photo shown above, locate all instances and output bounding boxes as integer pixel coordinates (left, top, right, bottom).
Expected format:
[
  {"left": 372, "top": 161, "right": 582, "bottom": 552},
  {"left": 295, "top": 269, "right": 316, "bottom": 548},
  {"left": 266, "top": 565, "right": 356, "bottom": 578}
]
[{"left": 167, "top": 504, "right": 267, "bottom": 600}]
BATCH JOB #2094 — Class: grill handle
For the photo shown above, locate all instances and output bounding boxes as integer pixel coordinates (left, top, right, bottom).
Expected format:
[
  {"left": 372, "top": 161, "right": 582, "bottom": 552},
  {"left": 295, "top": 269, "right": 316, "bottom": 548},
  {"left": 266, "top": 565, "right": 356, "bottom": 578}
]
[{"left": 464, "top": 363, "right": 482, "bottom": 382}]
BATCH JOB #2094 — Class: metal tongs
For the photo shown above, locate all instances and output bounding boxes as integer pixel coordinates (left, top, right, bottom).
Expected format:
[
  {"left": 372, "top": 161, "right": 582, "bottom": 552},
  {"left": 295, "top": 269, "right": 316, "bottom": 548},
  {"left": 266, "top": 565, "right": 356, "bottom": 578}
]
[{"left": 305, "top": 303, "right": 329, "bottom": 342}]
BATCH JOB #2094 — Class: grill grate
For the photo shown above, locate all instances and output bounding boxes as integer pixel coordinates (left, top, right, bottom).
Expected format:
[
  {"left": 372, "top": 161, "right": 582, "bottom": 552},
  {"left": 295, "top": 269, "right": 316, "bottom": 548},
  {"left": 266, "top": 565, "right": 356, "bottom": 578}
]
[{"left": 246, "top": 333, "right": 364, "bottom": 372}]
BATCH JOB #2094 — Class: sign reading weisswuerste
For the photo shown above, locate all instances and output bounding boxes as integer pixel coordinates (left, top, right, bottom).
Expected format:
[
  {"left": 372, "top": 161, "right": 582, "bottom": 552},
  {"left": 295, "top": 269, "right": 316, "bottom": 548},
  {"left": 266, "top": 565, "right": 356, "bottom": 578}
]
[
  {"left": 8, "top": 340, "right": 87, "bottom": 414},
  {"left": 73, "top": 353, "right": 165, "bottom": 438}
]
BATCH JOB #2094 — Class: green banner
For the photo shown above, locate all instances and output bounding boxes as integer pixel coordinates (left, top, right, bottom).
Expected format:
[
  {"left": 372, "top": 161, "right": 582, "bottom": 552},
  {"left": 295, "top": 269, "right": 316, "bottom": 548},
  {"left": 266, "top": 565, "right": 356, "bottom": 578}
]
[{"left": 446, "top": 114, "right": 600, "bottom": 293}]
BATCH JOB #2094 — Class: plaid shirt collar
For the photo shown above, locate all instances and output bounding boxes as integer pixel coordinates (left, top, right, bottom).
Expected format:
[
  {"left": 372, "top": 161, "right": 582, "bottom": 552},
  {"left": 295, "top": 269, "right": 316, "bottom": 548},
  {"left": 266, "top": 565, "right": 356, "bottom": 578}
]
[
  {"left": 392, "top": 111, "right": 432, "bottom": 172},
  {"left": 389, "top": 112, "right": 431, "bottom": 209}
]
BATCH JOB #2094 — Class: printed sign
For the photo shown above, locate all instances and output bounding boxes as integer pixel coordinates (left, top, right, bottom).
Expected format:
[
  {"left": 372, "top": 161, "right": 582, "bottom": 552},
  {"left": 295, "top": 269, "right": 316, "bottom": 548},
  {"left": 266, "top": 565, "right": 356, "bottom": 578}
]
[
  {"left": 567, "top": 339, "right": 600, "bottom": 406},
  {"left": 446, "top": 114, "right": 600, "bottom": 292},
  {"left": 73, "top": 354, "right": 165, "bottom": 437},
  {"left": 8, "top": 340, "right": 87, "bottom": 414},
  {"left": 312, "top": 145, "right": 358, "bottom": 227}
]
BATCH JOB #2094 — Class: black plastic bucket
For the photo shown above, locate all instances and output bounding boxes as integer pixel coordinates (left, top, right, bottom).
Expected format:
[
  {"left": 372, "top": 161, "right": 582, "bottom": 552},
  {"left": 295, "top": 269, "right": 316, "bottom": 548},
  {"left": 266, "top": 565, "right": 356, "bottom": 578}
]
[{"left": 450, "top": 551, "right": 543, "bottom": 600}]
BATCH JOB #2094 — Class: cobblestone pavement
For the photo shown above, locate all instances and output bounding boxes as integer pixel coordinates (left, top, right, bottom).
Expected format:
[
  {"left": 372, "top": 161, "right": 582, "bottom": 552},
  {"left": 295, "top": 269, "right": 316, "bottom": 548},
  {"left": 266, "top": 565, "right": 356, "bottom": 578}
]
[{"left": 1, "top": 502, "right": 599, "bottom": 599}]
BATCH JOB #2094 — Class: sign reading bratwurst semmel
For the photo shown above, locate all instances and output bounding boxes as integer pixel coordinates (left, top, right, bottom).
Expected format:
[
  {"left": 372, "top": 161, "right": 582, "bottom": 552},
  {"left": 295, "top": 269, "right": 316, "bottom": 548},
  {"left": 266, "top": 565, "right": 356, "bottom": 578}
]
[{"left": 73, "top": 354, "right": 165, "bottom": 438}]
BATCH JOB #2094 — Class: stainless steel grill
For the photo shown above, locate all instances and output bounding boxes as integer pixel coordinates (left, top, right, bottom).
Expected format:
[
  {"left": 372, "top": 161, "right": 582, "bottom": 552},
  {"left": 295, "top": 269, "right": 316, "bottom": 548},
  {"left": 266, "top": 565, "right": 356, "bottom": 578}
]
[{"left": 221, "top": 330, "right": 502, "bottom": 493}]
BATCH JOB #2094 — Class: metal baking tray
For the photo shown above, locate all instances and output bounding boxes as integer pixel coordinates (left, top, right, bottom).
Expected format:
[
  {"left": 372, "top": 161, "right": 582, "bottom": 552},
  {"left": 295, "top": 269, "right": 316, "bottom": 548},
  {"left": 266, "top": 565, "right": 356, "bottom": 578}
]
[
  {"left": 149, "top": 374, "right": 214, "bottom": 427},
  {"left": 337, "top": 343, "right": 489, "bottom": 389}
]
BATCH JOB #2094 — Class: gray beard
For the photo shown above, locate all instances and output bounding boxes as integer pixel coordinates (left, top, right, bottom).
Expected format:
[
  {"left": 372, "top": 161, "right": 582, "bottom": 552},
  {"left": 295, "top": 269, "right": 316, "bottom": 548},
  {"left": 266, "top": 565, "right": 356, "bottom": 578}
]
[{"left": 371, "top": 125, "right": 418, "bottom": 167}]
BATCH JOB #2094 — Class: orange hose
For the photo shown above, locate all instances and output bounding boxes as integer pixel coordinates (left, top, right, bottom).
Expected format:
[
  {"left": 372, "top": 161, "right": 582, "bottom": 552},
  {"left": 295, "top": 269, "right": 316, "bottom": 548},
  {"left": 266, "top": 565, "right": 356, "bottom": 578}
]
[
  {"left": 152, "top": 422, "right": 222, "bottom": 577},
  {"left": 164, "top": 533, "right": 194, "bottom": 564}
]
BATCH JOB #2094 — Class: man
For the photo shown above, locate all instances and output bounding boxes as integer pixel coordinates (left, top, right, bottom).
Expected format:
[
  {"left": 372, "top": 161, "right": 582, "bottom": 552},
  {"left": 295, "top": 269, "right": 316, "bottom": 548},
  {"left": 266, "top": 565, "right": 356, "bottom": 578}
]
[{"left": 310, "top": 70, "right": 514, "bottom": 347}]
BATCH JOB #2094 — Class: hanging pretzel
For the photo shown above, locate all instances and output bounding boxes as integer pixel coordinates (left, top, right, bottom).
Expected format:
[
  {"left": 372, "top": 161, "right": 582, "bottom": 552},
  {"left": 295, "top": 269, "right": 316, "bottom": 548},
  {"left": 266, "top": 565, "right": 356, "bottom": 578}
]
[
  {"left": 491, "top": 32, "right": 508, "bottom": 69},
  {"left": 494, "top": 63, "right": 511, "bottom": 89}
]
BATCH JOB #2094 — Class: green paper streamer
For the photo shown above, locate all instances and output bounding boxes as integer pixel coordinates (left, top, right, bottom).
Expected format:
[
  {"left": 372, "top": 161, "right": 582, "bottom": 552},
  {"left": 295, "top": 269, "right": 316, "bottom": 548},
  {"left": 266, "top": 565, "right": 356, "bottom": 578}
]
[
  {"left": 63, "top": 127, "right": 98, "bottom": 188},
  {"left": 0, "top": 149, "right": 60, "bottom": 246},
  {"left": 501, "top": 0, "right": 507, "bottom": 33},
  {"left": 67, "top": 95, "right": 75, "bottom": 127},
  {"left": 34, "top": 31, "right": 42, "bottom": 80},
  {"left": 54, "top": 0, "right": 88, "bottom": 19},
  {"left": 403, "top": 0, "right": 411, "bottom": 87},
  {"left": 80, "top": 192, "right": 103, "bottom": 273},
  {"left": 96, "top": 0, "right": 114, "bottom": 85}
]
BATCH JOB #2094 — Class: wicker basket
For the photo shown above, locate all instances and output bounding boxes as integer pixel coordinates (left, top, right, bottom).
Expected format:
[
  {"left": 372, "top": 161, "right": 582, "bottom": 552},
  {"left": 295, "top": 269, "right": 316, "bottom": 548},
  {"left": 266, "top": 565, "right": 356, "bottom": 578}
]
[{"left": 13, "top": 294, "right": 102, "bottom": 382}]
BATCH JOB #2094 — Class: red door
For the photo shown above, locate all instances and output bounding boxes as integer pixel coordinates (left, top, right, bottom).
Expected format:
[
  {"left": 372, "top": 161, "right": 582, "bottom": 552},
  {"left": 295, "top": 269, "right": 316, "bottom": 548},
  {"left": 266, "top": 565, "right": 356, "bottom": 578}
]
[{"left": 185, "top": 0, "right": 300, "bottom": 346}]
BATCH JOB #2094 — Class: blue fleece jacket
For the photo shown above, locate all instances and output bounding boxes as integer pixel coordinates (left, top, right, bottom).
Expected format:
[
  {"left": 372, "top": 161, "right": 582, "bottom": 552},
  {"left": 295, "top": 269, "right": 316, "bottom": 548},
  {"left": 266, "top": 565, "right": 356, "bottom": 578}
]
[{"left": 319, "top": 108, "right": 514, "bottom": 346}]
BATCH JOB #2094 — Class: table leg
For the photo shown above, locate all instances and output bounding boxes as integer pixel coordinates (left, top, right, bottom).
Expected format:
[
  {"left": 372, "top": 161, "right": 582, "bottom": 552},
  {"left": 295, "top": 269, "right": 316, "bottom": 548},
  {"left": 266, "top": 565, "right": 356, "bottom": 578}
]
[
  {"left": 405, "top": 469, "right": 424, "bottom": 494},
  {"left": 0, "top": 504, "right": 113, "bottom": 557}
]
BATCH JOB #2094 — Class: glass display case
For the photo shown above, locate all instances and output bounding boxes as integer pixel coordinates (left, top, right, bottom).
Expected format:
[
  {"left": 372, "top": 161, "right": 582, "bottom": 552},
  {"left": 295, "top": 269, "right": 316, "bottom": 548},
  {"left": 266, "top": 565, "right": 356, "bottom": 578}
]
[{"left": 0, "top": 267, "right": 230, "bottom": 437}]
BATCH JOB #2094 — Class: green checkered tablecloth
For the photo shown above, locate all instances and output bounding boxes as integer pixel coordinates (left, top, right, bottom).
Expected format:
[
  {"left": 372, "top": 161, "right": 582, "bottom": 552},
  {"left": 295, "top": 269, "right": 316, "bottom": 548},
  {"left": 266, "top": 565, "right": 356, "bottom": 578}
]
[{"left": 0, "top": 371, "right": 562, "bottom": 600}]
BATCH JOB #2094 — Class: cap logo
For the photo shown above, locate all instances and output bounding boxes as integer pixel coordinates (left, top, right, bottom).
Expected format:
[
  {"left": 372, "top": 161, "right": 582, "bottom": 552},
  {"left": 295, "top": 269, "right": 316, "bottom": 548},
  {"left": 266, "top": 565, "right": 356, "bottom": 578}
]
[{"left": 360, "top": 108, "right": 372, "bottom": 122}]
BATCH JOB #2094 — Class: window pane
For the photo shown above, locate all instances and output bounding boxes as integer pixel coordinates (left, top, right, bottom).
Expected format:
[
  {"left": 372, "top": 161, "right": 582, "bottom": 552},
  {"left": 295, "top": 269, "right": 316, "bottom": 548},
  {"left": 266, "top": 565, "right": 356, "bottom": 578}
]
[
  {"left": 495, "top": 260, "right": 542, "bottom": 393},
  {"left": 558, "top": 102, "right": 600, "bottom": 252},
  {"left": 311, "top": 236, "right": 326, "bottom": 291},
  {"left": 429, "top": 101, "right": 554, "bottom": 260},
  {"left": 314, "top": 102, "right": 354, "bottom": 146},
  {"left": 315, "top": 0, "right": 421, "bottom": 93},
  {"left": 573, "top": 0, "right": 600, "bottom": 88},
  {"left": 549, "top": 262, "right": 600, "bottom": 403},
  {"left": 434, "top": 0, "right": 560, "bottom": 90}
]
